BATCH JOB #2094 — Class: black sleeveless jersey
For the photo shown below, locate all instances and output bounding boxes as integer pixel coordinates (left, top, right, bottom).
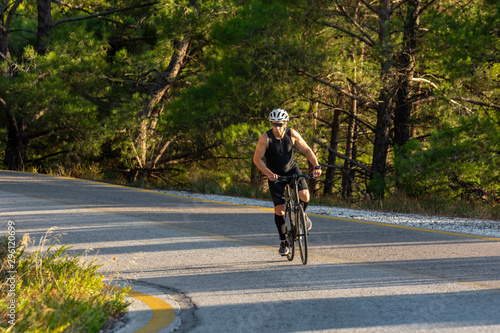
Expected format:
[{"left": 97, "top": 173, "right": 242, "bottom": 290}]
[{"left": 264, "top": 128, "right": 297, "bottom": 174}]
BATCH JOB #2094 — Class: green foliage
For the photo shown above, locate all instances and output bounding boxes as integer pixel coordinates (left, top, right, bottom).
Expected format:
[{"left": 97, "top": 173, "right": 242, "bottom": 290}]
[
  {"left": 395, "top": 116, "right": 500, "bottom": 202},
  {"left": 180, "top": 122, "right": 264, "bottom": 192},
  {"left": 212, "top": 0, "right": 289, "bottom": 44},
  {"left": 368, "top": 173, "right": 386, "bottom": 200},
  {"left": 1, "top": 0, "right": 499, "bottom": 218},
  {"left": 423, "top": 1, "right": 499, "bottom": 80}
]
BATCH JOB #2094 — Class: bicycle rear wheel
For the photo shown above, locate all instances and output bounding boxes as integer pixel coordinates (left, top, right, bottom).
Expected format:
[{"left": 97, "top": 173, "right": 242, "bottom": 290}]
[{"left": 296, "top": 204, "right": 308, "bottom": 265}]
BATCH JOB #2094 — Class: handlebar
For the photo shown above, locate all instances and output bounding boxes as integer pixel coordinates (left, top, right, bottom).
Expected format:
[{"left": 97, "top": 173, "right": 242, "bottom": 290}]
[{"left": 275, "top": 173, "right": 316, "bottom": 183}]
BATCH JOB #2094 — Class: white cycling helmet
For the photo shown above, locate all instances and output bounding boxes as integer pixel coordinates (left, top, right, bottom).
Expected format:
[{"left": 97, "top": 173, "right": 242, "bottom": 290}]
[{"left": 269, "top": 109, "right": 289, "bottom": 122}]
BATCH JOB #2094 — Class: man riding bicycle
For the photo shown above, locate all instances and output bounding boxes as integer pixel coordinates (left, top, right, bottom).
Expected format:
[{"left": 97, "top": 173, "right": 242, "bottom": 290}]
[{"left": 253, "top": 109, "right": 322, "bottom": 256}]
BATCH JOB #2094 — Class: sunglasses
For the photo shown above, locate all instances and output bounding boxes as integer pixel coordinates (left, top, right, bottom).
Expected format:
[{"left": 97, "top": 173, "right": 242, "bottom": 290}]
[{"left": 271, "top": 122, "right": 286, "bottom": 127}]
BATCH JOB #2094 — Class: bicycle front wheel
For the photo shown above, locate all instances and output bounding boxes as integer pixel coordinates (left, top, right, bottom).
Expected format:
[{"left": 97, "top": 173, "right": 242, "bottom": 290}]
[
  {"left": 296, "top": 204, "right": 308, "bottom": 265},
  {"left": 285, "top": 203, "right": 295, "bottom": 261}
]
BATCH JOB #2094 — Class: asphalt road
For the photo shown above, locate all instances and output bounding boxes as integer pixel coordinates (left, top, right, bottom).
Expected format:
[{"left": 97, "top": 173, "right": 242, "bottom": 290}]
[{"left": 1, "top": 170, "right": 500, "bottom": 332}]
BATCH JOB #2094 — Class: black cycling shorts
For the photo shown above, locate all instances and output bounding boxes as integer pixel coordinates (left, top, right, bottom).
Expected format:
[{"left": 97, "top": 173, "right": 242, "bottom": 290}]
[{"left": 268, "top": 165, "right": 308, "bottom": 207}]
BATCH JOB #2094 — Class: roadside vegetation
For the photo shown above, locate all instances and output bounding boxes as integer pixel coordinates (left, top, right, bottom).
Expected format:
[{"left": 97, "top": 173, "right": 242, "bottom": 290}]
[
  {"left": 0, "top": 233, "right": 130, "bottom": 333},
  {"left": 36, "top": 164, "right": 500, "bottom": 221}
]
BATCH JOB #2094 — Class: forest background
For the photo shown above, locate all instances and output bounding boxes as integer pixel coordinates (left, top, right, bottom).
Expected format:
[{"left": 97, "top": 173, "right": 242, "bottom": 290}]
[{"left": 1, "top": 0, "right": 499, "bottom": 219}]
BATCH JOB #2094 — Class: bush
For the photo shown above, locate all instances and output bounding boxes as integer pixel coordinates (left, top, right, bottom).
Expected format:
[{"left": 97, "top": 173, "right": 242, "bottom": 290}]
[{"left": 0, "top": 234, "right": 130, "bottom": 333}]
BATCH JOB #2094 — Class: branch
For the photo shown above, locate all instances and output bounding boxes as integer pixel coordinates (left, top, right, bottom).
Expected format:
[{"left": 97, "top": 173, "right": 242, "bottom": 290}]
[
  {"left": 389, "top": 0, "right": 406, "bottom": 14},
  {"left": 319, "top": 162, "right": 344, "bottom": 169},
  {"left": 128, "top": 130, "right": 144, "bottom": 169},
  {"left": 359, "top": 0, "right": 379, "bottom": 14},
  {"left": 27, "top": 125, "right": 71, "bottom": 142},
  {"left": 0, "top": 51, "right": 25, "bottom": 72},
  {"left": 412, "top": 95, "right": 437, "bottom": 105},
  {"left": 310, "top": 101, "right": 375, "bottom": 132},
  {"left": 25, "top": 150, "right": 70, "bottom": 164},
  {"left": 420, "top": 0, "right": 439, "bottom": 15},
  {"left": 339, "top": 166, "right": 369, "bottom": 197},
  {"left": 313, "top": 137, "right": 372, "bottom": 174},
  {"left": 449, "top": 99, "right": 473, "bottom": 114},
  {"left": 293, "top": 66, "right": 378, "bottom": 109},
  {"left": 320, "top": 21, "right": 376, "bottom": 47},
  {"left": 112, "top": 166, "right": 183, "bottom": 173},
  {"left": 452, "top": 97, "right": 500, "bottom": 110},
  {"left": 52, "top": 1, "right": 159, "bottom": 27},
  {"left": 6, "top": 0, "right": 23, "bottom": 30},
  {"left": 158, "top": 142, "right": 220, "bottom": 165},
  {"left": 412, "top": 77, "right": 438, "bottom": 89},
  {"left": 101, "top": 75, "right": 155, "bottom": 86},
  {"left": 152, "top": 137, "right": 175, "bottom": 168},
  {"left": 335, "top": 1, "right": 378, "bottom": 42},
  {"left": 412, "top": 77, "right": 500, "bottom": 111},
  {"left": 27, "top": 129, "right": 54, "bottom": 141}
]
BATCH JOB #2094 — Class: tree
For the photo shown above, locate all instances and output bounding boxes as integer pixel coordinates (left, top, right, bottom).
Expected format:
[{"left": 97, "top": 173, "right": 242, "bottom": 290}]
[
  {"left": 274, "top": 0, "right": 499, "bottom": 200},
  {"left": 1, "top": 1, "right": 156, "bottom": 170},
  {"left": 394, "top": 0, "right": 500, "bottom": 201},
  {"left": 1, "top": 0, "right": 498, "bottom": 205},
  {"left": 120, "top": 0, "right": 240, "bottom": 181}
]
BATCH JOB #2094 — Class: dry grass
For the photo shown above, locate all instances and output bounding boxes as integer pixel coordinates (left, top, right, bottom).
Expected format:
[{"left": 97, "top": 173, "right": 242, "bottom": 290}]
[{"left": 0, "top": 231, "right": 130, "bottom": 333}]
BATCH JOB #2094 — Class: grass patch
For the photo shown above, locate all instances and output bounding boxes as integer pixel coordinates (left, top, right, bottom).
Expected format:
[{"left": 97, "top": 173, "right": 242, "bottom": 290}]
[{"left": 0, "top": 233, "right": 130, "bottom": 333}]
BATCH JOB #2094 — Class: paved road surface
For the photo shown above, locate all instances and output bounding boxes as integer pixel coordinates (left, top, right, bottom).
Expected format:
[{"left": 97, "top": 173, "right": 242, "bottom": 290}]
[{"left": 1, "top": 171, "right": 500, "bottom": 332}]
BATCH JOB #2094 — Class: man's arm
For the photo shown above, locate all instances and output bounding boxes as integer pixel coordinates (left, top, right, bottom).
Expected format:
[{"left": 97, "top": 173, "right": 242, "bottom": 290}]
[
  {"left": 291, "top": 129, "right": 322, "bottom": 178},
  {"left": 253, "top": 133, "right": 279, "bottom": 181}
]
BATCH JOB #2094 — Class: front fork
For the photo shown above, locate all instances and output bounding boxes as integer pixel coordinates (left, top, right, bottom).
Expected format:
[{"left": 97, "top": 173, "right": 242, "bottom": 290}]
[
  {"left": 287, "top": 203, "right": 300, "bottom": 240},
  {"left": 285, "top": 186, "right": 300, "bottom": 240}
]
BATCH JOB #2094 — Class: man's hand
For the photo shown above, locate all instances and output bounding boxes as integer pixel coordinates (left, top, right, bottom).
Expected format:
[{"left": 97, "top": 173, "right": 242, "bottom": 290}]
[
  {"left": 312, "top": 168, "right": 322, "bottom": 178},
  {"left": 268, "top": 173, "right": 280, "bottom": 181}
]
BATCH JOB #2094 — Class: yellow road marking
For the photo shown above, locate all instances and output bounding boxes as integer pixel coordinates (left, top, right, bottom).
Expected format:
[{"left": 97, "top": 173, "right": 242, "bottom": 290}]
[{"left": 104, "top": 284, "right": 176, "bottom": 333}]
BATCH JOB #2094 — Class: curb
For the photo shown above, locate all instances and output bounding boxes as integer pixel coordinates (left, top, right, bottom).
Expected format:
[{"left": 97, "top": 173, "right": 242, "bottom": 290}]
[{"left": 103, "top": 283, "right": 181, "bottom": 333}]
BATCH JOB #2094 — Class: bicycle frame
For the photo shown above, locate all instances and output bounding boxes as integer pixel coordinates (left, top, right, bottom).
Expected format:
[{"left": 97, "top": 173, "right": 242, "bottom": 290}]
[{"left": 277, "top": 173, "right": 313, "bottom": 265}]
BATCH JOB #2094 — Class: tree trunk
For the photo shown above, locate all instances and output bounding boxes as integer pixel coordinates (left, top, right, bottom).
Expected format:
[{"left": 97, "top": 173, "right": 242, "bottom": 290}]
[
  {"left": 4, "top": 109, "right": 28, "bottom": 170},
  {"left": 250, "top": 159, "right": 262, "bottom": 188},
  {"left": 371, "top": 95, "right": 392, "bottom": 192},
  {"left": 323, "top": 107, "right": 342, "bottom": 196},
  {"left": 394, "top": 0, "right": 421, "bottom": 149},
  {"left": 35, "top": 0, "right": 52, "bottom": 55},
  {"left": 134, "top": 37, "right": 192, "bottom": 169},
  {"left": 341, "top": 93, "right": 358, "bottom": 201},
  {"left": 342, "top": 43, "right": 364, "bottom": 201},
  {"left": 0, "top": 26, "right": 8, "bottom": 61},
  {"left": 308, "top": 101, "right": 320, "bottom": 195},
  {"left": 370, "top": 0, "right": 394, "bottom": 198}
]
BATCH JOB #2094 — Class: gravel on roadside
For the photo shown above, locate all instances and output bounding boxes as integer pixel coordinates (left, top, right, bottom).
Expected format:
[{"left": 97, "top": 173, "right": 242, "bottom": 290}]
[{"left": 159, "top": 190, "right": 500, "bottom": 238}]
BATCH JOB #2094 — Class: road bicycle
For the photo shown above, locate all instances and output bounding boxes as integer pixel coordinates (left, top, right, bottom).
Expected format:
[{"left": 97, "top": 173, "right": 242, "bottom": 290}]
[{"left": 276, "top": 173, "right": 315, "bottom": 265}]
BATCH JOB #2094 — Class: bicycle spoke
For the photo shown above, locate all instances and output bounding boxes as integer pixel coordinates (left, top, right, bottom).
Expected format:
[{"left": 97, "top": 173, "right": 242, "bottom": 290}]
[
  {"left": 275, "top": 176, "right": 314, "bottom": 264},
  {"left": 285, "top": 203, "right": 295, "bottom": 261},
  {"left": 297, "top": 205, "right": 308, "bottom": 265}
]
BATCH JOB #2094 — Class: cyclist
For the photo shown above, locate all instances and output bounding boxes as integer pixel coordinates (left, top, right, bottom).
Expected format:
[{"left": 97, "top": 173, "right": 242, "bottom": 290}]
[{"left": 253, "top": 109, "right": 322, "bottom": 256}]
